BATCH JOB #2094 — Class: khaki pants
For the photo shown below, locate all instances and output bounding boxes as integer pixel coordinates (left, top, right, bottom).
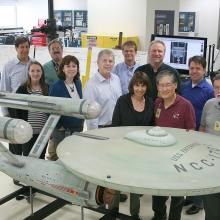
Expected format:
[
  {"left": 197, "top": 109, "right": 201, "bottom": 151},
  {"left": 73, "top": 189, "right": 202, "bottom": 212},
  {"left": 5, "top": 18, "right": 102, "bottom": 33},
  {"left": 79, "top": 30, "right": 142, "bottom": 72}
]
[
  {"left": 45, "top": 138, "right": 58, "bottom": 161},
  {"left": 46, "top": 127, "right": 82, "bottom": 161}
]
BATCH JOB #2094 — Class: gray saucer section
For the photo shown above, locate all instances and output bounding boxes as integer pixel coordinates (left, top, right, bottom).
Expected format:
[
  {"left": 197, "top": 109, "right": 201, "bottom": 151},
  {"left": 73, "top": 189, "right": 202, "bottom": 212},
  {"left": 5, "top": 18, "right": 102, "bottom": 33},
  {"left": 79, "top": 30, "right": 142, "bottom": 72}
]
[{"left": 57, "top": 126, "right": 220, "bottom": 196}]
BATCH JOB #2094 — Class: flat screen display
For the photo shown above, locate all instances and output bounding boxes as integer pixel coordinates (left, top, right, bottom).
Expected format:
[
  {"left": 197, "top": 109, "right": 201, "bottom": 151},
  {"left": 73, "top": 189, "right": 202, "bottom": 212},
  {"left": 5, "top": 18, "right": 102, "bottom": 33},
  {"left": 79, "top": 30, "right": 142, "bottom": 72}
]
[{"left": 151, "top": 34, "right": 207, "bottom": 73}]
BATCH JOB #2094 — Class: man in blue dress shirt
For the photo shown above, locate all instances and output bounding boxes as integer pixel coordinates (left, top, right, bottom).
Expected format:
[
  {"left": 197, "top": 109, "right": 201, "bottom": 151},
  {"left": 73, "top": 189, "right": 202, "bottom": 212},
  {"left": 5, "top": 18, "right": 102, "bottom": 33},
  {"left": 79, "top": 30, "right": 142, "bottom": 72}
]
[{"left": 112, "top": 40, "right": 140, "bottom": 95}]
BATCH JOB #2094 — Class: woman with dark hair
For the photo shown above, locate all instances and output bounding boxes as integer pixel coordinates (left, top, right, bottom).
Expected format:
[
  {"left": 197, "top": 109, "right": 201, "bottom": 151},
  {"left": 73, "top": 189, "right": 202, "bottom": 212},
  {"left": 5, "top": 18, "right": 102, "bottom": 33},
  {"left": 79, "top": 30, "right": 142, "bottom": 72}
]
[
  {"left": 112, "top": 71, "right": 154, "bottom": 220},
  {"left": 112, "top": 71, "right": 154, "bottom": 126},
  {"left": 15, "top": 60, "right": 49, "bottom": 159},
  {"left": 49, "top": 55, "right": 83, "bottom": 158}
]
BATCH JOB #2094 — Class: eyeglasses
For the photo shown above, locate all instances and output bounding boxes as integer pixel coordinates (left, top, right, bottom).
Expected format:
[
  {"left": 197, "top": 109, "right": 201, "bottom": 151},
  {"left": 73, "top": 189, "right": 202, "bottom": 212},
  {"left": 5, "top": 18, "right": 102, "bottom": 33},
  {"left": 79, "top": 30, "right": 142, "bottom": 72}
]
[{"left": 157, "top": 83, "right": 174, "bottom": 89}]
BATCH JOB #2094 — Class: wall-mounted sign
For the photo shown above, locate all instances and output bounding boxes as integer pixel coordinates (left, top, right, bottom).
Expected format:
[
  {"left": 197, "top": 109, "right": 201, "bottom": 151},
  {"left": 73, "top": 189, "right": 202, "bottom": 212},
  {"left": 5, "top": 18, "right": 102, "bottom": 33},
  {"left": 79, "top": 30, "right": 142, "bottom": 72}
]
[
  {"left": 154, "top": 10, "right": 175, "bottom": 35},
  {"left": 74, "top": 10, "right": 87, "bottom": 28},
  {"left": 179, "top": 12, "right": 196, "bottom": 32}
]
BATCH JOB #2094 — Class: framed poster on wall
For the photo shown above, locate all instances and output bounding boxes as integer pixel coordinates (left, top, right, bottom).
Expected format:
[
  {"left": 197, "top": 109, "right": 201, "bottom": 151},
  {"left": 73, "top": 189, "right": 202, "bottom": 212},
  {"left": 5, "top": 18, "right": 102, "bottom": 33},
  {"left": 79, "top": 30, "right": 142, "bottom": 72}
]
[
  {"left": 179, "top": 12, "right": 196, "bottom": 32},
  {"left": 74, "top": 10, "right": 87, "bottom": 28},
  {"left": 62, "top": 10, "right": 72, "bottom": 27},
  {"left": 154, "top": 10, "right": 175, "bottom": 35},
  {"left": 54, "top": 10, "right": 72, "bottom": 26}
]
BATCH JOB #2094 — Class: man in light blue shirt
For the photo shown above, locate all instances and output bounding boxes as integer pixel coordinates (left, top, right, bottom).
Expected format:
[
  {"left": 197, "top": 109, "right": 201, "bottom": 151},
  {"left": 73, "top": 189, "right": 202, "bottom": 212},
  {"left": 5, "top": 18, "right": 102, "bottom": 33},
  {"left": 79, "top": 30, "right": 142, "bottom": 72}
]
[
  {"left": 0, "top": 36, "right": 32, "bottom": 116},
  {"left": 84, "top": 49, "right": 122, "bottom": 130},
  {"left": 112, "top": 40, "right": 140, "bottom": 94},
  {"left": 0, "top": 36, "right": 32, "bottom": 187}
]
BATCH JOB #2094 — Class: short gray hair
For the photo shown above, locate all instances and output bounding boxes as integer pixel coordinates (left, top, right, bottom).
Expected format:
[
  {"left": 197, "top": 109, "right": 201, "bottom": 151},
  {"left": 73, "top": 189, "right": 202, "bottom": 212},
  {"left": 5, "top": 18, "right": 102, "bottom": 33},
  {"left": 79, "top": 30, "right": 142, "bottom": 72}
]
[
  {"left": 48, "top": 38, "right": 63, "bottom": 50},
  {"left": 149, "top": 40, "right": 166, "bottom": 53},
  {"left": 97, "top": 49, "right": 115, "bottom": 62},
  {"left": 156, "top": 70, "right": 178, "bottom": 84}
]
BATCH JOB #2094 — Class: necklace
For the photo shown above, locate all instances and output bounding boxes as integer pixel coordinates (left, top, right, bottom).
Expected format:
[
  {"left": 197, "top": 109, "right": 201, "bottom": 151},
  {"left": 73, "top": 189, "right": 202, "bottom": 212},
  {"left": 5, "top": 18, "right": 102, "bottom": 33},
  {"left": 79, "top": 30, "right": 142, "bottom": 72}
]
[
  {"left": 65, "top": 81, "right": 74, "bottom": 92},
  {"left": 131, "top": 96, "right": 145, "bottom": 112}
]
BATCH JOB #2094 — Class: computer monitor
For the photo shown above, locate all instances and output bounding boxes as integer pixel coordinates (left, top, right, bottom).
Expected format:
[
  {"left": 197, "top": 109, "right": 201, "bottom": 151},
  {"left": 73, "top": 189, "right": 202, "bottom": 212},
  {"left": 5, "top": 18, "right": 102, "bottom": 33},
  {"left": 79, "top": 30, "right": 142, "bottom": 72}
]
[{"left": 151, "top": 34, "right": 207, "bottom": 74}]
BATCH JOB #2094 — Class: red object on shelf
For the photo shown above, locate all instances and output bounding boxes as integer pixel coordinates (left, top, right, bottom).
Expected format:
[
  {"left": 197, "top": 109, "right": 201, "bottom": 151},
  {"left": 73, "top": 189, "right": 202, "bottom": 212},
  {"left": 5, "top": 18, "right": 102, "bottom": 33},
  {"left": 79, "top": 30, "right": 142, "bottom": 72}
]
[{"left": 31, "top": 32, "right": 47, "bottom": 46}]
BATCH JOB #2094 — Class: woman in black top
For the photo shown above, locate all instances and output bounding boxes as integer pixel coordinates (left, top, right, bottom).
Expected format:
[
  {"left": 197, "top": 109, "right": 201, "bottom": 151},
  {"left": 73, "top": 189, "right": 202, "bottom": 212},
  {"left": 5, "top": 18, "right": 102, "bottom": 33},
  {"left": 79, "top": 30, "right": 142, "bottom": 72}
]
[
  {"left": 112, "top": 71, "right": 154, "bottom": 126},
  {"left": 15, "top": 61, "right": 49, "bottom": 159},
  {"left": 112, "top": 71, "right": 154, "bottom": 219}
]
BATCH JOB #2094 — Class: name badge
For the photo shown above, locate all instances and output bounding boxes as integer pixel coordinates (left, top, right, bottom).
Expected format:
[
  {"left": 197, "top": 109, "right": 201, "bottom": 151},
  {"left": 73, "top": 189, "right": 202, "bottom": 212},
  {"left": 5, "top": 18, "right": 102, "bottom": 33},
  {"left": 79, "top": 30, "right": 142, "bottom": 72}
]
[
  {"left": 214, "top": 121, "right": 220, "bottom": 131},
  {"left": 155, "top": 108, "right": 161, "bottom": 118}
]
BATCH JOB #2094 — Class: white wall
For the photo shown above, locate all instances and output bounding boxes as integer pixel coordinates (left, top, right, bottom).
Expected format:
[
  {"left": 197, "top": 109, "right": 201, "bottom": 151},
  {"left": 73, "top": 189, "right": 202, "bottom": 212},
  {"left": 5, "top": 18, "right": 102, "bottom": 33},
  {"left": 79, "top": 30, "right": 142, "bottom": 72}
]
[
  {"left": 16, "top": 0, "right": 87, "bottom": 31},
  {"left": 16, "top": 0, "right": 48, "bottom": 31},
  {"left": 0, "top": 5, "right": 17, "bottom": 27},
  {"left": 87, "top": 0, "right": 147, "bottom": 50},
  {"left": 179, "top": 0, "right": 220, "bottom": 46},
  {"left": 179, "top": 0, "right": 220, "bottom": 70},
  {"left": 2, "top": 0, "right": 220, "bottom": 68},
  {"left": 54, "top": 0, "right": 87, "bottom": 10},
  {"left": 0, "top": 0, "right": 17, "bottom": 5},
  {"left": 146, "top": 0, "right": 180, "bottom": 49}
]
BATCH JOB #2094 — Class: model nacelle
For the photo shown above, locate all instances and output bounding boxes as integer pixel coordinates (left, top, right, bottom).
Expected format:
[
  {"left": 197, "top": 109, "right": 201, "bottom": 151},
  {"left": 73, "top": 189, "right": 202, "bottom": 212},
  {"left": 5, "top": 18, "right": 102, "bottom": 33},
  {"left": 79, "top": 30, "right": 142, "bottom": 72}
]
[
  {"left": 0, "top": 92, "right": 101, "bottom": 119},
  {"left": 0, "top": 116, "right": 33, "bottom": 144}
]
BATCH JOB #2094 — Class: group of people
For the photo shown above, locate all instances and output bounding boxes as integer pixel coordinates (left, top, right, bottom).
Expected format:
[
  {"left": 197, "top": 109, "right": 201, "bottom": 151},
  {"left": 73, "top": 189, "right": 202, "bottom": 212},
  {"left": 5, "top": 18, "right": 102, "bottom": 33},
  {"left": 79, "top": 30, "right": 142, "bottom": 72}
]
[
  {"left": 0, "top": 36, "right": 219, "bottom": 220},
  {"left": 83, "top": 39, "right": 219, "bottom": 220},
  {"left": 0, "top": 37, "right": 81, "bottom": 160}
]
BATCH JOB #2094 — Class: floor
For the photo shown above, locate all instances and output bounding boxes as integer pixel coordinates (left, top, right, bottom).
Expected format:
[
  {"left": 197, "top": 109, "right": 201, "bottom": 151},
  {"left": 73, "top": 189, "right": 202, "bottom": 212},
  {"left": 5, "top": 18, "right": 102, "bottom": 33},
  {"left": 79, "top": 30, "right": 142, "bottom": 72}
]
[{"left": 0, "top": 171, "right": 205, "bottom": 220}]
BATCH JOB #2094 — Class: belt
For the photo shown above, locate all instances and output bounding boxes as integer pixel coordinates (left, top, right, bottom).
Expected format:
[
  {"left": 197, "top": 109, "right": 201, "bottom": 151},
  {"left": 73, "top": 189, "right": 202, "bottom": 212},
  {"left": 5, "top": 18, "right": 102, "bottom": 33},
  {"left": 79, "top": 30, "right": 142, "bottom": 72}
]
[{"left": 98, "top": 124, "right": 112, "bottom": 128}]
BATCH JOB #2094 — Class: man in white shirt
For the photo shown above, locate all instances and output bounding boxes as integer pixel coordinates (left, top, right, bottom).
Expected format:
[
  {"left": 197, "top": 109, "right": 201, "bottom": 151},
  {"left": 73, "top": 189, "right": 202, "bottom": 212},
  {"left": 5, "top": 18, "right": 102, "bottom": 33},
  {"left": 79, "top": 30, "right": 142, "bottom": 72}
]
[{"left": 84, "top": 49, "right": 122, "bottom": 130}]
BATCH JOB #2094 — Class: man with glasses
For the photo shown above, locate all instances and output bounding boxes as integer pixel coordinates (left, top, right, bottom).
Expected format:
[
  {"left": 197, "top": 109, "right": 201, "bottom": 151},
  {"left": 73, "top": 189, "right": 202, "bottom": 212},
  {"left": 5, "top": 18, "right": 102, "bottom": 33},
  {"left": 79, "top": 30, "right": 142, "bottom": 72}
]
[
  {"left": 200, "top": 73, "right": 220, "bottom": 220},
  {"left": 43, "top": 39, "right": 63, "bottom": 161},
  {"left": 43, "top": 39, "right": 63, "bottom": 85},
  {"left": 152, "top": 70, "right": 196, "bottom": 220}
]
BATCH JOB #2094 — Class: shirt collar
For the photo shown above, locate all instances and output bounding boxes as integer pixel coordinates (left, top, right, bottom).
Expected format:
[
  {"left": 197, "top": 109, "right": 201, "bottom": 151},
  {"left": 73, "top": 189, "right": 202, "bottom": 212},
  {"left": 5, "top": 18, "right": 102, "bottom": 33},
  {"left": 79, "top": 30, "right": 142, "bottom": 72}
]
[
  {"left": 96, "top": 71, "right": 112, "bottom": 82},
  {"left": 15, "top": 56, "right": 31, "bottom": 65},
  {"left": 123, "top": 61, "right": 137, "bottom": 70},
  {"left": 14, "top": 57, "right": 21, "bottom": 64},
  {"left": 191, "top": 79, "right": 206, "bottom": 88},
  {"left": 160, "top": 94, "right": 180, "bottom": 109}
]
